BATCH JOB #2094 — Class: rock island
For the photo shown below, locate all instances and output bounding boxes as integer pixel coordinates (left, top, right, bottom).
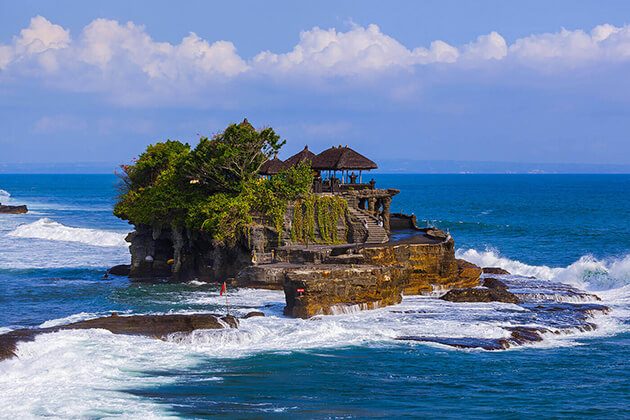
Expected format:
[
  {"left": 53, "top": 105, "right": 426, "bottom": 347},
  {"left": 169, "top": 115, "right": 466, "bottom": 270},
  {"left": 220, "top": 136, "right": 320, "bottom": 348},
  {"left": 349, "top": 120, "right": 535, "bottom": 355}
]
[{"left": 113, "top": 119, "right": 489, "bottom": 318}]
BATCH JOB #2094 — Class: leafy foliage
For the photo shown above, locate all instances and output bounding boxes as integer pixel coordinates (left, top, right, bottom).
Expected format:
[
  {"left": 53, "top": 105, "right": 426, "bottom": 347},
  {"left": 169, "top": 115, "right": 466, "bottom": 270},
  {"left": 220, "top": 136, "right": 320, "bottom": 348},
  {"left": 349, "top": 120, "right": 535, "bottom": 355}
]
[
  {"left": 183, "top": 120, "right": 285, "bottom": 194},
  {"left": 114, "top": 120, "right": 313, "bottom": 245},
  {"left": 291, "top": 194, "right": 348, "bottom": 244}
]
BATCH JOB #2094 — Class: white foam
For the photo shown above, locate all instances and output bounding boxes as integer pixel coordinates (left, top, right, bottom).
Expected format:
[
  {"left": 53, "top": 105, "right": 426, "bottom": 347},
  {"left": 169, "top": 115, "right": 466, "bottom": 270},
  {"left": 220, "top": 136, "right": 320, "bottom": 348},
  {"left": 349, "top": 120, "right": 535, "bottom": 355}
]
[
  {"left": 0, "top": 189, "right": 10, "bottom": 201},
  {"left": 7, "top": 218, "right": 129, "bottom": 248},
  {"left": 457, "top": 248, "right": 630, "bottom": 292},
  {"left": 0, "top": 329, "right": 193, "bottom": 418}
]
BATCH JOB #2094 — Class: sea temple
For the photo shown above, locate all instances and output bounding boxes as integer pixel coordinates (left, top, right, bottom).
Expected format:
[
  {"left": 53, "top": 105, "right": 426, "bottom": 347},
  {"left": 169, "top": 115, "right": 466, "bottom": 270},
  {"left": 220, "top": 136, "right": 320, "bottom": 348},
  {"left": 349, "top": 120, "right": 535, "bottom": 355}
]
[{"left": 114, "top": 120, "right": 485, "bottom": 318}]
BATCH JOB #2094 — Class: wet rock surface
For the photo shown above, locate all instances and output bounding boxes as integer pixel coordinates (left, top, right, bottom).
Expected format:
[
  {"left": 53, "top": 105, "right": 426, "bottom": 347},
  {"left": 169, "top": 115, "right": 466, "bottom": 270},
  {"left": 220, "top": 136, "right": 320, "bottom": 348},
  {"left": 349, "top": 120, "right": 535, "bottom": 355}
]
[
  {"left": 108, "top": 264, "right": 131, "bottom": 276},
  {"left": 440, "top": 287, "right": 521, "bottom": 304},
  {"left": 242, "top": 311, "right": 265, "bottom": 318},
  {"left": 482, "top": 267, "right": 511, "bottom": 275},
  {"left": 482, "top": 277, "right": 509, "bottom": 290},
  {"left": 396, "top": 274, "right": 607, "bottom": 350},
  {"left": 0, "top": 313, "right": 239, "bottom": 361},
  {"left": 0, "top": 203, "right": 27, "bottom": 214}
]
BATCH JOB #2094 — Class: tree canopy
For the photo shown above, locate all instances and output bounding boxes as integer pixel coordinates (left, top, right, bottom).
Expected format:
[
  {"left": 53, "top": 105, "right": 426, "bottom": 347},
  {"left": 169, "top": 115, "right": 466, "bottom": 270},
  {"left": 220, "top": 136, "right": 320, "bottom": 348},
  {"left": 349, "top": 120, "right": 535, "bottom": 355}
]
[{"left": 114, "top": 120, "right": 311, "bottom": 244}]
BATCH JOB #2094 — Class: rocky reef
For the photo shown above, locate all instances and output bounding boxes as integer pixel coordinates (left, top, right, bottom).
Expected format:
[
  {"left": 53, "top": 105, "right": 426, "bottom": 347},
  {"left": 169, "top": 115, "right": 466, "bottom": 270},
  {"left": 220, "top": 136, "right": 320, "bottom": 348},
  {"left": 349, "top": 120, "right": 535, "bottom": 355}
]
[
  {"left": 0, "top": 203, "right": 27, "bottom": 214},
  {"left": 0, "top": 313, "right": 238, "bottom": 361}
]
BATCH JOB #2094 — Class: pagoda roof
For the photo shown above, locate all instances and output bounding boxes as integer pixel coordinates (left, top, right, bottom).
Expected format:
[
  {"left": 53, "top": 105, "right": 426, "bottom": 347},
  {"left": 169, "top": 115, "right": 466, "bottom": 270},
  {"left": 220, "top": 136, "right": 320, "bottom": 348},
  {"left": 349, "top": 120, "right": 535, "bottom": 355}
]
[
  {"left": 311, "top": 145, "right": 377, "bottom": 171},
  {"left": 283, "top": 145, "right": 317, "bottom": 168},
  {"left": 259, "top": 156, "right": 285, "bottom": 175}
]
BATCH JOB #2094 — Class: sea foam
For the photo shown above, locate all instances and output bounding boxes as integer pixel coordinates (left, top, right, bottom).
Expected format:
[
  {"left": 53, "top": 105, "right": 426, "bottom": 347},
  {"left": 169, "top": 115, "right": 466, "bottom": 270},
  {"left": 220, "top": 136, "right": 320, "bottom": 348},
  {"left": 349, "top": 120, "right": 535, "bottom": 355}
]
[
  {"left": 457, "top": 248, "right": 630, "bottom": 292},
  {"left": 7, "top": 218, "right": 129, "bottom": 247}
]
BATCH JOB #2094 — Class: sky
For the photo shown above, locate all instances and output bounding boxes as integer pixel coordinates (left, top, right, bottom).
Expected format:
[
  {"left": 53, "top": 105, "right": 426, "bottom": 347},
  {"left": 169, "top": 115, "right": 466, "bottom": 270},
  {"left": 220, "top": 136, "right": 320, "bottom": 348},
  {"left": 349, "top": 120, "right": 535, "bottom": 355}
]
[{"left": 2, "top": 0, "right": 630, "bottom": 172}]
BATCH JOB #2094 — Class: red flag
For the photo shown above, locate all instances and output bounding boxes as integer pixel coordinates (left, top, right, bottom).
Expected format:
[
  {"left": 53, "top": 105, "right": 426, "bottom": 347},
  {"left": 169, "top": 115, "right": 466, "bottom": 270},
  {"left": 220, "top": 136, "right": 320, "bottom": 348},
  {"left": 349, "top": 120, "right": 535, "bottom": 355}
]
[{"left": 220, "top": 281, "right": 227, "bottom": 296}]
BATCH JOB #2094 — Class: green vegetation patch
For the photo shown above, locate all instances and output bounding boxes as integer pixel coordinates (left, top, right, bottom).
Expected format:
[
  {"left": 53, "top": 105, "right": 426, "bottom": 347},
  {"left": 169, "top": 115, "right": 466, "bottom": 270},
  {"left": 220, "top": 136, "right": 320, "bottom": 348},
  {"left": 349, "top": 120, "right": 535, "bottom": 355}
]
[
  {"left": 291, "top": 194, "right": 348, "bottom": 244},
  {"left": 114, "top": 120, "right": 312, "bottom": 245}
]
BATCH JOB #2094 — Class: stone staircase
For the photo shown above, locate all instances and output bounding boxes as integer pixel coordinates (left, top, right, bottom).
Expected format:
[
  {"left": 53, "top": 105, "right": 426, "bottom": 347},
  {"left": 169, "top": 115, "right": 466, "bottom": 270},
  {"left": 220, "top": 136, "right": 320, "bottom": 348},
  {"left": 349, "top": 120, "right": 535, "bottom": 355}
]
[{"left": 348, "top": 207, "right": 389, "bottom": 244}]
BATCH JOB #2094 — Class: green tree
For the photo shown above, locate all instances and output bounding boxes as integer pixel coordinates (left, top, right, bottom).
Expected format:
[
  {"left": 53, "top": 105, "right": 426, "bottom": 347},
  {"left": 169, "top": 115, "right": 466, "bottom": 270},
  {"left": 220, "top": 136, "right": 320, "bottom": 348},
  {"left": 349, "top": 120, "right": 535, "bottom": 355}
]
[{"left": 184, "top": 119, "right": 285, "bottom": 194}]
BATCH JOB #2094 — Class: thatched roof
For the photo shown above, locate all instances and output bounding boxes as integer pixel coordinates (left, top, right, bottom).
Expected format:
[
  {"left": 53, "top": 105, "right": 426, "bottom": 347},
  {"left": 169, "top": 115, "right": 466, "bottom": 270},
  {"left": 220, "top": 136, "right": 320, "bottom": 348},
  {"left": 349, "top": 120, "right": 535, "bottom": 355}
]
[
  {"left": 311, "top": 145, "right": 377, "bottom": 170},
  {"left": 259, "top": 155, "right": 285, "bottom": 175},
  {"left": 283, "top": 145, "right": 316, "bottom": 169}
]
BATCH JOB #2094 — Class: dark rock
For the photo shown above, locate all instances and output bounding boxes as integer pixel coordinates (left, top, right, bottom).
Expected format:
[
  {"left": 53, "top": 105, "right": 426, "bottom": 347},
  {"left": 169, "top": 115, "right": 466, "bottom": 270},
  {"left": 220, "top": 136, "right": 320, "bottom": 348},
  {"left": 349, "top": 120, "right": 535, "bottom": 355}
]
[
  {"left": 242, "top": 311, "right": 265, "bottom": 319},
  {"left": 440, "top": 287, "right": 521, "bottom": 304},
  {"left": 482, "top": 277, "right": 508, "bottom": 290},
  {"left": 219, "top": 315, "right": 239, "bottom": 328},
  {"left": 502, "top": 326, "right": 547, "bottom": 346},
  {"left": 0, "top": 204, "right": 27, "bottom": 214},
  {"left": 396, "top": 336, "right": 508, "bottom": 351},
  {"left": 482, "top": 267, "right": 511, "bottom": 275},
  {"left": 0, "top": 313, "right": 237, "bottom": 362},
  {"left": 108, "top": 264, "right": 131, "bottom": 276}
]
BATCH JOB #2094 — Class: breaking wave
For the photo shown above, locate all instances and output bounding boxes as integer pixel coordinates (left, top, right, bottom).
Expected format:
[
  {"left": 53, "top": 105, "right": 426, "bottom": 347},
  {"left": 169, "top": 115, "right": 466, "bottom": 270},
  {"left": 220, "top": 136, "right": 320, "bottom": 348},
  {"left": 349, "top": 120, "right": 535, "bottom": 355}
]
[
  {"left": 457, "top": 248, "right": 630, "bottom": 291},
  {"left": 0, "top": 189, "right": 10, "bottom": 200},
  {"left": 7, "top": 218, "right": 128, "bottom": 248}
]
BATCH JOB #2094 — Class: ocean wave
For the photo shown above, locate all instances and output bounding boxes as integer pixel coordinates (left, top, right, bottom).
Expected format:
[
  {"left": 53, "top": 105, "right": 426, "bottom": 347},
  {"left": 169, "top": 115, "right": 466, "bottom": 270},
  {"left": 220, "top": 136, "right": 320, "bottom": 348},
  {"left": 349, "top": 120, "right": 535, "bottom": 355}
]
[
  {"left": 457, "top": 248, "right": 630, "bottom": 291},
  {"left": 0, "top": 189, "right": 10, "bottom": 200},
  {"left": 6, "top": 218, "right": 129, "bottom": 248}
]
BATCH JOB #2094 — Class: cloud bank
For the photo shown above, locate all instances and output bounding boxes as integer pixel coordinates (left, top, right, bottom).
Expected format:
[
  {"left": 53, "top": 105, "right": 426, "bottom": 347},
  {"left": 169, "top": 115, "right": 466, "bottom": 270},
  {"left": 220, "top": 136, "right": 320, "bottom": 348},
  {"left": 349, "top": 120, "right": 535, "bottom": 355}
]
[{"left": 2, "top": 16, "right": 630, "bottom": 103}]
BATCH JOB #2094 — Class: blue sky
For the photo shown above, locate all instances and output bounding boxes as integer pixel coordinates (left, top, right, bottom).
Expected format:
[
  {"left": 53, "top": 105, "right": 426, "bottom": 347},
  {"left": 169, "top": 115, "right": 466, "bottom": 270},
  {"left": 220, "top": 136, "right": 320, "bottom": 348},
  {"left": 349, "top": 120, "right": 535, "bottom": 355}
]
[{"left": 2, "top": 0, "right": 630, "bottom": 171}]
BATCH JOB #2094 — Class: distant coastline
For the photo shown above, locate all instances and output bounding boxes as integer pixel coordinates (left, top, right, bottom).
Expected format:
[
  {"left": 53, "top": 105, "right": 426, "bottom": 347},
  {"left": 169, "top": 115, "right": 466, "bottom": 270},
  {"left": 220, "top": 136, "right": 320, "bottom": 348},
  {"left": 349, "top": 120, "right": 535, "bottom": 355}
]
[{"left": 2, "top": 160, "right": 630, "bottom": 174}]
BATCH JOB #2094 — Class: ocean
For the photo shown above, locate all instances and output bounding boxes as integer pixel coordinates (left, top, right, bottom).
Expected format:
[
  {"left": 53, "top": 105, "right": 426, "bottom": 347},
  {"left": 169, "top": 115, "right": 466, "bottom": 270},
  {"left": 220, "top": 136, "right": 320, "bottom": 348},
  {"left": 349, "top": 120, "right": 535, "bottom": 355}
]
[{"left": 0, "top": 174, "right": 628, "bottom": 418}]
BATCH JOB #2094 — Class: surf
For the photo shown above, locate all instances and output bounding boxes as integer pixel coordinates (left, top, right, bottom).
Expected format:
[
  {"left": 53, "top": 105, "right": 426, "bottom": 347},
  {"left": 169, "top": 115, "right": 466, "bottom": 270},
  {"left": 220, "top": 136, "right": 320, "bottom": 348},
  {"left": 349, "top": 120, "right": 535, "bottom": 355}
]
[{"left": 7, "top": 218, "right": 129, "bottom": 248}]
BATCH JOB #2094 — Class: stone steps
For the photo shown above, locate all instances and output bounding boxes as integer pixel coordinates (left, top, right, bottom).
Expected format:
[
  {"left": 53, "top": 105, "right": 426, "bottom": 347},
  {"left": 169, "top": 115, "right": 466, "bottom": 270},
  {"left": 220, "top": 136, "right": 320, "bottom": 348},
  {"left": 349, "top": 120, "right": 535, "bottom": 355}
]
[{"left": 348, "top": 207, "right": 388, "bottom": 244}]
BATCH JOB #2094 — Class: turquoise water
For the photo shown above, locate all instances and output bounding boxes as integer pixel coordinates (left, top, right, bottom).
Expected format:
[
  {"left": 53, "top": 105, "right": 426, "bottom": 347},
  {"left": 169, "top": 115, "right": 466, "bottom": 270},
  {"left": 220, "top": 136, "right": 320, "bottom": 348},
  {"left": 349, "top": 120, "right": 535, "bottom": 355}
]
[{"left": 0, "top": 174, "right": 628, "bottom": 418}]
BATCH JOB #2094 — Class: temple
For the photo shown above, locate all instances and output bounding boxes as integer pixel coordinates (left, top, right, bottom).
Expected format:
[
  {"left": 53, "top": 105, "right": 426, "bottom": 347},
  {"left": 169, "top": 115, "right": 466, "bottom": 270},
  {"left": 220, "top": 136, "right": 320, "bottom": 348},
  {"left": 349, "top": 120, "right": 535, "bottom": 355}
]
[{"left": 260, "top": 144, "right": 400, "bottom": 243}]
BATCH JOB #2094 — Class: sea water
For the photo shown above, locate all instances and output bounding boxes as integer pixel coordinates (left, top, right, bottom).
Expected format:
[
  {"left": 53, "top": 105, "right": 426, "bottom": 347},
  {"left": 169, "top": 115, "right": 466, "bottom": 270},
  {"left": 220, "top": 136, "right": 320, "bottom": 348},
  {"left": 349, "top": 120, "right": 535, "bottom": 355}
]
[{"left": 0, "top": 174, "right": 628, "bottom": 418}]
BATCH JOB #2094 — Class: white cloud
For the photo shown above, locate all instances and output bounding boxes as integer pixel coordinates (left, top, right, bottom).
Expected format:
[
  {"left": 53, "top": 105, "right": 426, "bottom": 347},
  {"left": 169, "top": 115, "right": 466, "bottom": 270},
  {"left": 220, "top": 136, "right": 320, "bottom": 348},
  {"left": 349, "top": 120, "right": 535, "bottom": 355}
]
[
  {"left": 78, "top": 19, "right": 247, "bottom": 79},
  {"left": 462, "top": 32, "right": 507, "bottom": 61},
  {"left": 14, "top": 15, "right": 70, "bottom": 55},
  {"left": 254, "top": 24, "right": 419, "bottom": 75},
  {"left": 0, "top": 16, "right": 70, "bottom": 71},
  {"left": 2, "top": 16, "right": 630, "bottom": 102}
]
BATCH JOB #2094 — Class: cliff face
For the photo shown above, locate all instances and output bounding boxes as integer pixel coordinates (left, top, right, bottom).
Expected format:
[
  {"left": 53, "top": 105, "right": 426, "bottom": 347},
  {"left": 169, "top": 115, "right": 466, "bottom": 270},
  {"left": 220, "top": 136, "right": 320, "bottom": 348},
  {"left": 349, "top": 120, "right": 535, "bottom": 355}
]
[
  {"left": 127, "top": 224, "right": 266, "bottom": 281},
  {"left": 360, "top": 240, "right": 481, "bottom": 294},
  {"left": 283, "top": 265, "right": 404, "bottom": 318}
]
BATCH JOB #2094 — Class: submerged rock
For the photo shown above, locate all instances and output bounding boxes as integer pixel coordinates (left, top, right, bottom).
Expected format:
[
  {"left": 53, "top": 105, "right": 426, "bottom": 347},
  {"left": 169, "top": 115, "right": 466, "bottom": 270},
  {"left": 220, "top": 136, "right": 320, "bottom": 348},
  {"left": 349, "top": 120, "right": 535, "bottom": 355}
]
[
  {"left": 242, "top": 311, "right": 265, "bottom": 318},
  {"left": 0, "top": 313, "right": 238, "bottom": 361},
  {"left": 440, "top": 287, "right": 521, "bottom": 304},
  {"left": 482, "top": 277, "right": 509, "bottom": 290},
  {"left": 482, "top": 267, "right": 511, "bottom": 275},
  {"left": 0, "top": 203, "right": 27, "bottom": 214}
]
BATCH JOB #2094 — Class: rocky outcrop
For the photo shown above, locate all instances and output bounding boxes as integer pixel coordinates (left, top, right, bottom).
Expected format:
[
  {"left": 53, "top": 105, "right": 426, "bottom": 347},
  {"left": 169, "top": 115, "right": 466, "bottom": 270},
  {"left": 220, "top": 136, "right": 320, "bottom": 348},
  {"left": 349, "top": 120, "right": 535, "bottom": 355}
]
[
  {"left": 283, "top": 265, "right": 404, "bottom": 318},
  {"left": 234, "top": 232, "right": 482, "bottom": 318},
  {"left": 482, "top": 267, "right": 511, "bottom": 275},
  {"left": 0, "top": 203, "right": 27, "bottom": 214},
  {"left": 0, "top": 313, "right": 238, "bottom": 361},
  {"left": 361, "top": 239, "right": 481, "bottom": 294},
  {"left": 108, "top": 264, "right": 131, "bottom": 276},
  {"left": 440, "top": 287, "right": 520, "bottom": 304},
  {"left": 482, "top": 277, "right": 508, "bottom": 290},
  {"left": 126, "top": 224, "right": 267, "bottom": 281}
]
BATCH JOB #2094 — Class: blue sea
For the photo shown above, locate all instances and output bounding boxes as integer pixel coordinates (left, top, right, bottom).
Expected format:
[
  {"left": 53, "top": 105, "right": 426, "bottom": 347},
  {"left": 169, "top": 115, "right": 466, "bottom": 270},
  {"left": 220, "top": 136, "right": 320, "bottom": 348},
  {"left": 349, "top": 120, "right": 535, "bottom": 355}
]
[{"left": 0, "top": 174, "right": 628, "bottom": 418}]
